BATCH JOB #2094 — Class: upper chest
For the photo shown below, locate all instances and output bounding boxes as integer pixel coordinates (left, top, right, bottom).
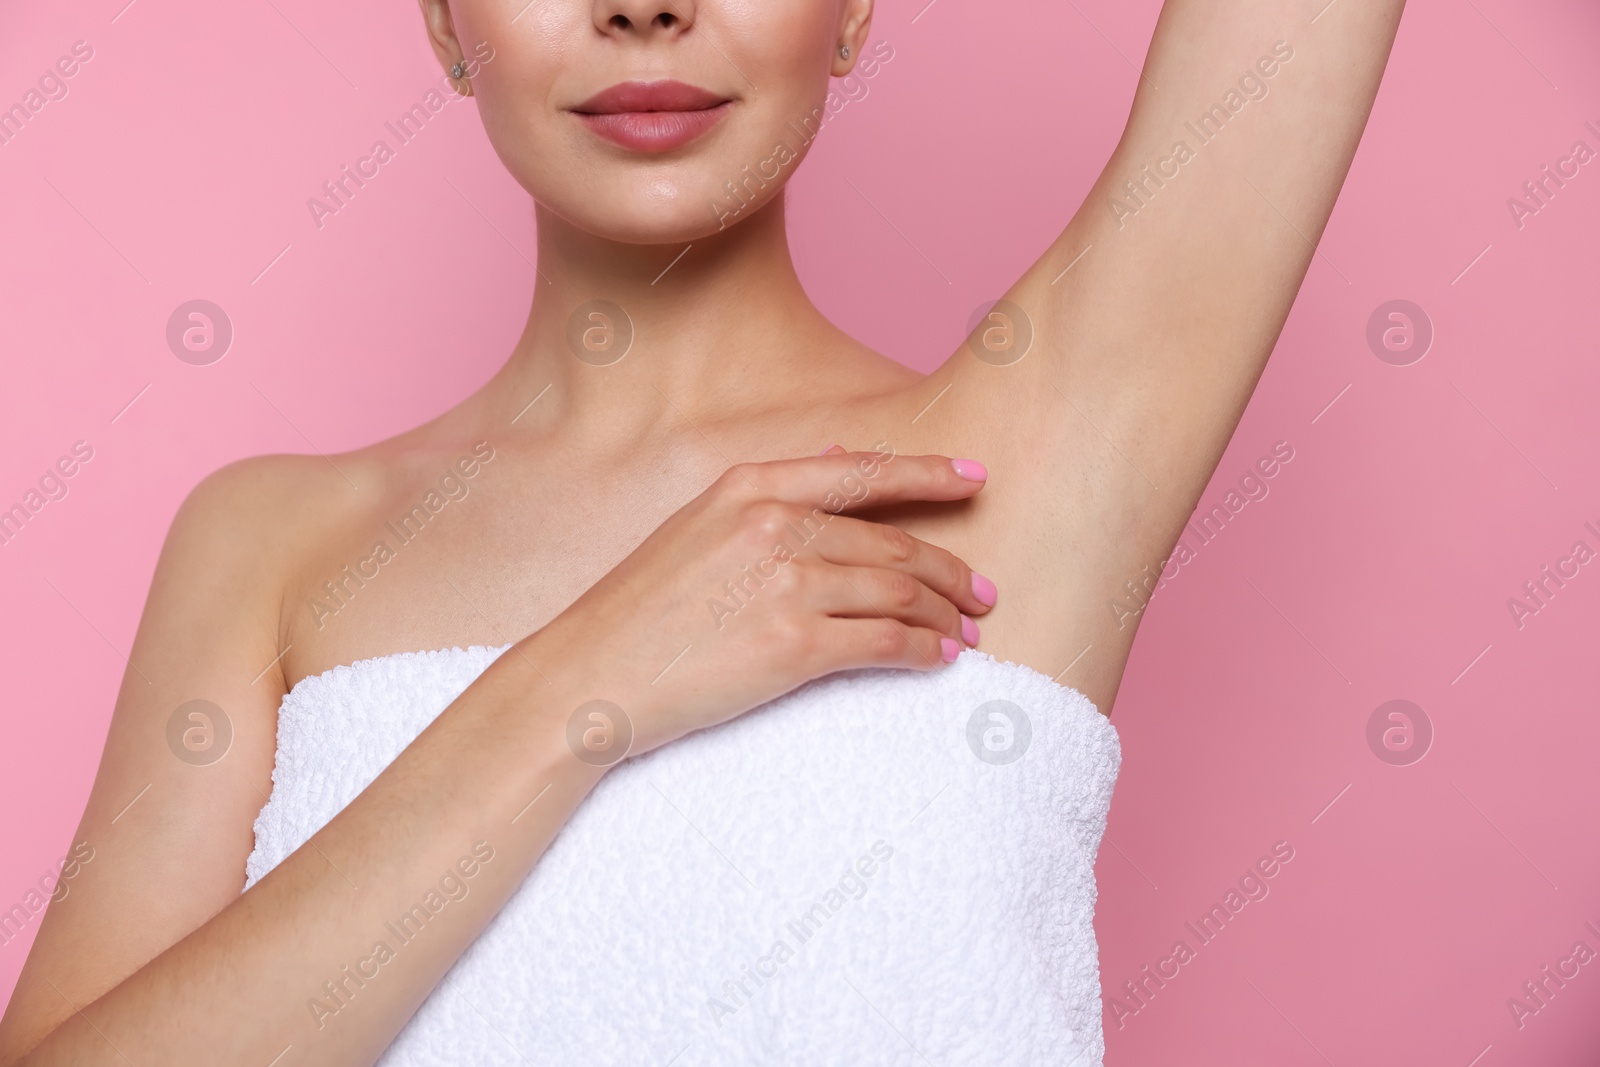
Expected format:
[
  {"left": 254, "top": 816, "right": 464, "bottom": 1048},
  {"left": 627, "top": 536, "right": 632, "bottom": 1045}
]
[{"left": 276, "top": 397, "right": 1071, "bottom": 693}]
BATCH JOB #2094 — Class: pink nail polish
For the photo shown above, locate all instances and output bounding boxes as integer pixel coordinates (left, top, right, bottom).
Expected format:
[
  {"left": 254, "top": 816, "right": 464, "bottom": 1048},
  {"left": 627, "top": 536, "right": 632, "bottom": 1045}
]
[
  {"left": 960, "top": 614, "right": 980, "bottom": 646},
  {"left": 971, "top": 572, "right": 997, "bottom": 607},
  {"left": 940, "top": 637, "right": 961, "bottom": 663},
  {"left": 951, "top": 458, "right": 987, "bottom": 482},
  {"left": 818, "top": 443, "right": 838, "bottom": 455}
]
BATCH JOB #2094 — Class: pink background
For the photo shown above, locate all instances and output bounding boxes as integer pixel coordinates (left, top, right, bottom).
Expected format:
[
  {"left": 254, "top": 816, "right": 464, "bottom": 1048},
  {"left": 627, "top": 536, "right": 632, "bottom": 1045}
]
[{"left": 3, "top": 0, "right": 1598, "bottom": 1061}]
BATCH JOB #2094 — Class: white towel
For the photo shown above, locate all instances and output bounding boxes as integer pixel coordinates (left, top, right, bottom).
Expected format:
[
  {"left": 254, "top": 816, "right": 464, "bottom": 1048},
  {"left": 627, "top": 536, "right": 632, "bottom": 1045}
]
[{"left": 246, "top": 645, "right": 1121, "bottom": 1065}]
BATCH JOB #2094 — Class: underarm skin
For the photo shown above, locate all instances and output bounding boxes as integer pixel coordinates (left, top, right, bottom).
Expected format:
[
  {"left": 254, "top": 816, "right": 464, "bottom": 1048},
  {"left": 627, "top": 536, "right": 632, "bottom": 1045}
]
[{"left": 908, "top": 0, "right": 1407, "bottom": 709}]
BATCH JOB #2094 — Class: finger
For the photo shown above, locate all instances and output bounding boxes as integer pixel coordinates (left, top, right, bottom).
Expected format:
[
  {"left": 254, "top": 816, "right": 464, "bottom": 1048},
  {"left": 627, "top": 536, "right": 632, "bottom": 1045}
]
[
  {"left": 811, "top": 564, "right": 969, "bottom": 644},
  {"left": 812, "top": 618, "right": 960, "bottom": 673},
  {"left": 794, "top": 514, "right": 995, "bottom": 616},
  {"left": 726, "top": 451, "right": 988, "bottom": 511}
]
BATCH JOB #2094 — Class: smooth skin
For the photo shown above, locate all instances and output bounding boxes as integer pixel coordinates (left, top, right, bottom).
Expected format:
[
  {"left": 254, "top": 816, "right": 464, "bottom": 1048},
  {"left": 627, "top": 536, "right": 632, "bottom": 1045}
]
[{"left": 0, "top": 0, "right": 1406, "bottom": 1062}]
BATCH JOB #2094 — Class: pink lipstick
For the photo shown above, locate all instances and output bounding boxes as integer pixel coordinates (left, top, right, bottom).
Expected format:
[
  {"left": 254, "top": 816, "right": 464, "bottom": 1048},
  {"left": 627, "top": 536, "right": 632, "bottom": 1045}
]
[{"left": 570, "top": 80, "right": 732, "bottom": 152}]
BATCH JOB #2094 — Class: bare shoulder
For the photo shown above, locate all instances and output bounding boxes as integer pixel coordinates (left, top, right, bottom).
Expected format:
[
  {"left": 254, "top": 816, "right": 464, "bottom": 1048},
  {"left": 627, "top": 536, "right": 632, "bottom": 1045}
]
[
  {"left": 177, "top": 451, "right": 370, "bottom": 554},
  {"left": 170, "top": 443, "right": 447, "bottom": 615}
]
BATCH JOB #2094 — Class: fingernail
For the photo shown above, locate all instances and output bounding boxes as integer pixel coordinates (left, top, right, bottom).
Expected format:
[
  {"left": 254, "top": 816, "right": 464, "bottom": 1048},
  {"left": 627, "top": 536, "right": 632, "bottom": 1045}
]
[
  {"left": 960, "top": 614, "right": 980, "bottom": 646},
  {"left": 951, "top": 458, "right": 987, "bottom": 482},
  {"left": 819, "top": 443, "right": 847, "bottom": 456},
  {"left": 971, "top": 572, "right": 997, "bottom": 607},
  {"left": 818, "top": 443, "right": 837, "bottom": 455},
  {"left": 940, "top": 637, "right": 961, "bottom": 663}
]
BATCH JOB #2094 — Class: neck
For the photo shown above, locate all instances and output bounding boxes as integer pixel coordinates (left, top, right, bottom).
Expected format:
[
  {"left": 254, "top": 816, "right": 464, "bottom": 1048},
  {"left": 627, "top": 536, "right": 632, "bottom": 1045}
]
[{"left": 483, "top": 193, "right": 862, "bottom": 445}]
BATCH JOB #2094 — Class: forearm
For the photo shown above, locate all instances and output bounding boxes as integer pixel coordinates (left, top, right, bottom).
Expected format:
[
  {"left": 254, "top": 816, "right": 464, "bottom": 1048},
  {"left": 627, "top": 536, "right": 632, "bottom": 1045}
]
[{"left": 13, "top": 634, "right": 604, "bottom": 1067}]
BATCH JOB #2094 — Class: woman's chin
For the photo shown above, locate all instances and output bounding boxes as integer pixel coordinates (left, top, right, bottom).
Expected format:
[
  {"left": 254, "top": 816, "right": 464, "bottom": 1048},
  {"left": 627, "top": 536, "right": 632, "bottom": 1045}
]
[{"left": 546, "top": 193, "right": 774, "bottom": 248}]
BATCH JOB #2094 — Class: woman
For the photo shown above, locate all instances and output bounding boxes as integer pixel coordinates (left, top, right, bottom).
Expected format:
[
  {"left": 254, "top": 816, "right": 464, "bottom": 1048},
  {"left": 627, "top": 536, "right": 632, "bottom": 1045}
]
[{"left": 0, "top": 0, "right": 1404, "bottom": 1063}]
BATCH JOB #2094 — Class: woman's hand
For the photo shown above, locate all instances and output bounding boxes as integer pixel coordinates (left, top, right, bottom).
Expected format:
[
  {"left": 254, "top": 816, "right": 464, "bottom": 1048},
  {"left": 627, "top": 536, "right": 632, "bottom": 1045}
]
[{"left": 526, "top": 448, "right": 996, "bottom": 760}]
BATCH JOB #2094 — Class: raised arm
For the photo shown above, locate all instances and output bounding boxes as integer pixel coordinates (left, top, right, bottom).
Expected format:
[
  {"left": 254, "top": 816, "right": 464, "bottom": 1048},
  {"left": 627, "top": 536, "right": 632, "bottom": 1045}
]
[{"left": 908, "top": 0, "right": 1406, "bottom": 709}]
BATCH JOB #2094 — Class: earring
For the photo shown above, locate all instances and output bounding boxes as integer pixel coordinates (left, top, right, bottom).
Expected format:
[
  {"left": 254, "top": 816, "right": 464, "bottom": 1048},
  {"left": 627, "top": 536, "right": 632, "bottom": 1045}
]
[
  {"left": 838, "top": 45, "right": 850, "bottom": 60},
  {"left": 451, "top": 60, "right": 467, "bottom": 79}
]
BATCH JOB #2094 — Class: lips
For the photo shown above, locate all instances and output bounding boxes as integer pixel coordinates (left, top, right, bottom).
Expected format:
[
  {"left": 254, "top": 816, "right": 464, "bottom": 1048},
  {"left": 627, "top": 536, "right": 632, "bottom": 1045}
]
[{"left": 569, "top": 79, "right": 732, "bottom": 152}]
